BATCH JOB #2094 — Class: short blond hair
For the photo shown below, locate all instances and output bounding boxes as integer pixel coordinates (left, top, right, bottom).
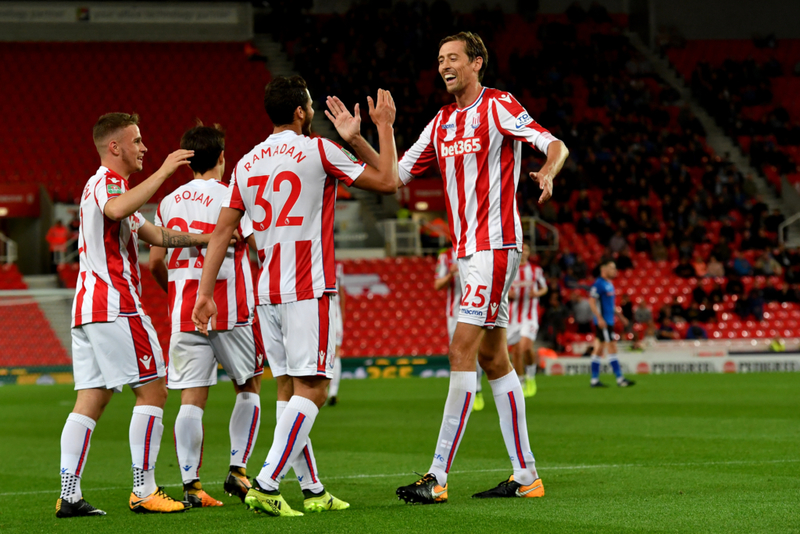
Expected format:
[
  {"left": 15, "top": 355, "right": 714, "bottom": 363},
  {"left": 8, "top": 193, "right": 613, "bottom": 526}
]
[{"left": 93, "top": 112, "right": 140, "bottom": 144}]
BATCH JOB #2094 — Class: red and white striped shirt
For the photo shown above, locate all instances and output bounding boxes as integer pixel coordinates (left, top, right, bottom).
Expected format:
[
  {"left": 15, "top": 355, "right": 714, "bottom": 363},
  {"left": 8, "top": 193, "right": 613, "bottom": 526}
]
[
  {"left": 72, "top": 166, "right": 147, "bottom": 327},
  {"left": 155, "top": 179, "right": 255, "bottom": 333},
  {"left": 435, "top": 248, "right": 460, "bottom": 318},
  {"left": 224, "top": 130, "right": 364, "bottom": 305},
  {"left": 399, "top": 87, "right": 558, "bottom": 258},
  {"left": 509, "top": 263, "right": 547, "bottom": 325}
]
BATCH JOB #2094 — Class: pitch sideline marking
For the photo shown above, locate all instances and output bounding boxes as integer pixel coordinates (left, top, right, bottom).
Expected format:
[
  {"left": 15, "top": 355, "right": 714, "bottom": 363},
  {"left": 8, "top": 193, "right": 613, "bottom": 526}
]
[{"left": 2, "top": 458, "right": 797, "bottom": 497}]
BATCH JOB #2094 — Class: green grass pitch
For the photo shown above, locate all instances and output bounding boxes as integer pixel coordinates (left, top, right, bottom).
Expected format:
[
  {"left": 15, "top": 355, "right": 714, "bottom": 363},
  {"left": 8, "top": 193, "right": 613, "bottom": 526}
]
[{"left": 1, "top": 373, "right": 799, "bottom": 533}]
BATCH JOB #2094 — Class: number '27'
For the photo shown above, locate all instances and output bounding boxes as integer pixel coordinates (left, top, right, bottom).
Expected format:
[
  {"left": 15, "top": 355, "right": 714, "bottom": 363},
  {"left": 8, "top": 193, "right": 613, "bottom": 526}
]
[{"left": 247, "top": 172, "right": 304, "bottom": 230}]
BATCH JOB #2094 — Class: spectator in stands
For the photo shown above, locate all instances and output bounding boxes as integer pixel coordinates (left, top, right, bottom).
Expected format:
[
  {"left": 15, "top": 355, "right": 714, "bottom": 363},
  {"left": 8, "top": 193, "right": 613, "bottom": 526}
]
[
  {"left": 719, "top": 222, "right": 736, "bottom": 245},
  {"left": 609, "top": 230, "right": 627, "bottom": 254},
  {"left": 656, "top": 317, "right": 680, "bottom": 340},
  {"left": 753, "top": 250, "right": 782, "bottom": 277},
  {"left": 685, "top": 319, "right": 708, "bottom": 340},
  {"left": 570, "top": 292, "right": 594, "bottom": 334},
  {"left": 669, "top": 296, "right": 686, "bottom": 322},
  {"left": 743, "top": 285, "right": 765, "bottom": 321},
  {"left": 692, "top": 283, "right": 707, "bottom": 304},
  {"left": 712, "top": 236, "right": 732, "bottom": 264},
  {"left": 692, "top": 253, "right": 707, "bottom": 277},
  {"left": 575, "top": 190, "right": 591, "bottom": 213},
  {"left": 674, "top": 256, "right": 696, "bottom": 278},
  {"left": 651, "top": 239, "right": 668, "bottom": 261},
  {"left": 764, "top": 208, "right": 785, "bottom": 235},
  {"left": 633, "top": 300, "right": 653, "bottom": 327},
  {"left": 708, "top": 281, "right": 725, "bottom": 304},
  {"left": 576, "top": 210, "right": 592, "bottom": 235},
  {"left": 634, "top": 232, "right": 651, "bottom": 253},
  {"left": 615, "top": 248, "right": 633, "bottom": 271},
  {"left": 706, "top": 255, "right": 725, "bottom": 277},
  {"left": 763, "top": 279, "right": 782, "bottom": 302},
  {"left": 777, "top": 284, "right": 799, "bottom": 303},
  {"left": 730, "top": 251, "right": 753, "bottom": 277},
  {"left": 542, "top": 291, "right": 569, "bottom": 351},
  {"left": 46, "top": 220, "right": 70, "bottom": 269}
]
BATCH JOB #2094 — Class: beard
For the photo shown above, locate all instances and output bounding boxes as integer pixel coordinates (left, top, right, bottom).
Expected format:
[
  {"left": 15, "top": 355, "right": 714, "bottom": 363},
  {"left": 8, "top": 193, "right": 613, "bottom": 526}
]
[{"left": 301, "top": 115, "right": 313, "bottom": 136}]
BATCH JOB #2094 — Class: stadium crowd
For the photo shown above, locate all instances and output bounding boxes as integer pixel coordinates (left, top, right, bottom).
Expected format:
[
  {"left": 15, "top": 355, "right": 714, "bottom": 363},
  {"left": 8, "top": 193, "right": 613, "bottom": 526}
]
[{"left": 261, "top": 1, "right": 800, "bottom": 352}]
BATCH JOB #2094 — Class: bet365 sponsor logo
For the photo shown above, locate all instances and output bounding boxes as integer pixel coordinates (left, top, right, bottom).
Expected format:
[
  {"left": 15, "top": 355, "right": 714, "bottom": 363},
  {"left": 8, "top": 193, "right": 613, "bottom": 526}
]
[{"left": 440, "top": 137, "right": 482, "bottom": 157}]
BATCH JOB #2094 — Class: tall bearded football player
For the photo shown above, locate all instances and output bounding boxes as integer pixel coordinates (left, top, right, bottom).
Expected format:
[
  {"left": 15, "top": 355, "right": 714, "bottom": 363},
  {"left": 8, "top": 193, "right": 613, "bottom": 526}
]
[{"left": 326, "top": 31, "right": 568, "bottom": 502}]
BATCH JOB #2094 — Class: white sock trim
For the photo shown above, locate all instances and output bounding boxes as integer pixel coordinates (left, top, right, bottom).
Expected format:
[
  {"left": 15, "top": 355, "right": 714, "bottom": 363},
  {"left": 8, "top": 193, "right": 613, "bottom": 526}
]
[
  {"left": 488, "top": 370, "right": 519, "bottom": 396},
  {"left": 178, "top": 404, "right": 204, "bottom": 419},
  {"left": 133, "top": 405, "right": 164, "bottom": 418},
  {"left": 288, "top": 395, "right": 319, "bottom": 417},
  {"left": 67, "top": 412, "right": 97, "bottom": 431},
  {"left": 450, "top": 371, "right": 477, "bottom": 391}
]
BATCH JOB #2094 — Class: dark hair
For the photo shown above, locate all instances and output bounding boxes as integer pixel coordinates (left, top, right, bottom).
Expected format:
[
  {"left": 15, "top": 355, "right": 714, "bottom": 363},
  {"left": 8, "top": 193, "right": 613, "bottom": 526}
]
[
  {"left": 93, "top": 112, "right": 139, "bottom": 144},
  {"left": 180, "top": 123, "right": 225, "bottom": 175},
  {"left": 439, "top": 31, "right": 489, "bottom": 82},
  {"left": 263, "top": 75, "right": 310, "bottom": 126},
  {"left": 599, "top": 257, "right": 615, "bottom": 268}
]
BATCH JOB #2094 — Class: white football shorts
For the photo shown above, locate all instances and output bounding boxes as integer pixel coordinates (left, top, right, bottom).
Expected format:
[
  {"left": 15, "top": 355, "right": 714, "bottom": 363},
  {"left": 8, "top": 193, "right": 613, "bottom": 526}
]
[
  {"left": 446, "top": 315, "right": 458, "bottom": 342},
  {"left": 332, "top": 294, "right": 344, "bottom": 347},
  {"left": 507, "top": 320, "right": 539, "bottom": 346},
  {"left": 457, "top": 249, "right": 521, "bottom": 329},
  {"left": 255, "top": 295, "right": 336, "bottom": 379},
  {"left": 167, "top": 324, "right": 264, "bottom": 388},
  {"left": 71, "top": 314, "right": 165, "bottom": 391}
]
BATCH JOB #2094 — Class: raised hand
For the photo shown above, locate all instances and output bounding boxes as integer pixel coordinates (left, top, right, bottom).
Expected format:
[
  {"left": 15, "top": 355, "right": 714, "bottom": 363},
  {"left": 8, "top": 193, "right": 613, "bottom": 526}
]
[
  {"left": 530, "top": 170, "right": 554, "bottom": 204},
  {"left": 191, "top": 294, "right": 217, "bottom": 336},
  {"left": 325, "top": 96, "right": 361, "bottom": 144},
  {"left": 368, "top": 89, "right": 396, "bottom": 129},
  {"left": 159, "top": 149, "right": 194, "bottom": 177}
]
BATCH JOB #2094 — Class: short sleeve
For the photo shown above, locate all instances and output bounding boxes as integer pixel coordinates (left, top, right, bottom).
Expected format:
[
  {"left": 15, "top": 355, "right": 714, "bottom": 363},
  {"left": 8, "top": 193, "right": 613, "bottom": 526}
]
[
  {"left": 154, "top": 201, "right": 164, "bottom": 227},
  {"left": 223, "top": 166, "right": 246, "bottom": 211},
  {"left": 239, "top": 210, "right": 254, "bottom": 240},
  {"left": 398, "top": 115, "right": 440, "bottom": 185},
  {"left": 93, "top": 172, "right": 126, "bottom": 213},
  {"left": 318, "top": 138, "right": 366, "bottom": 186},
  {"left": 132, "top": 211, "right": 147, "bottom": 231},
  {"left": 589, "top": 283, "right": 599, "bottom": 299},
  {"left": 491, "top": 92, "right": 559, "bottom": 155}
]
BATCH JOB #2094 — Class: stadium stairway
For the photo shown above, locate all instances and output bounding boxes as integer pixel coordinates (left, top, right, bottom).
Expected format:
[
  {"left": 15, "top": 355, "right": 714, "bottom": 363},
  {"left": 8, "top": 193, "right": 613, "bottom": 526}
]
[
  {"left": 627, "top": 33, "right": 789, "bottom": 215},
  {"left": 23, "top": 274, "right": 72, "bottom": 356},
  {"left": 0, "top": 265, "right": 70, "bottom": 368}
]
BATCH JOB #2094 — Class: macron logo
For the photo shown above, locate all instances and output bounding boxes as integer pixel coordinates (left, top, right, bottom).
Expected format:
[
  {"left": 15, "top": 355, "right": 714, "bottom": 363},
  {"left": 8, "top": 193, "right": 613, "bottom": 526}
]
[
  {"left": 139, "top": 356, "right": 152, "bottom": 370},
  {"left": 498, "top": 94, "right": 512, "bottom": 103},
  {"left": 257, "top": 354, "right": 263, "bottom": 367},
  {"left": 231, "top": 449, "right": 238, "bottom": 456},
  {"left": 108, "top": 177, "right": 119, "bottom": 184},
  {"left": 490, "top": 302, "right": 498, "bottom": 314},
  {"left": 182, "top": 465, "right": 192, "bottom": 472}
]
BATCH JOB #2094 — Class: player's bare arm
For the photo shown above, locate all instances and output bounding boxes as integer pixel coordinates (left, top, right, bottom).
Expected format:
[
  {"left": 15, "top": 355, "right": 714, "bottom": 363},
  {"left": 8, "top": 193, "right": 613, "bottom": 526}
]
[
  {"left": 103, "top": 150, "right": 194, "bottom": 221},
  {"left": 326, "top": 90, "right": 398, "bottom": 194},
  {"left": 530, "top": 140, "right": 569, "bottom": 204},
  {"left": 148, "top": 246, "right": 169, "bottom": 293},
  {"left": 192, "top": 206, "right": 244, "bottom": 335},
  {"left": 588, "top": 297, "right": 607, "bottom": 330},
  {"left": 533, "top": 285, "right": 549, "bottom": 298}
]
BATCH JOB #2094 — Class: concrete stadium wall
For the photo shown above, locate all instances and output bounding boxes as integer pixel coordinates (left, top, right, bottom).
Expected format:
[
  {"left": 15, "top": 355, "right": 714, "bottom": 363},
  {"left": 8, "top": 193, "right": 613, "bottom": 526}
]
[
  {"left": 654, "top": 0, "right": 800, "bottom": 39},
  {"left": 0, "top": 2, "right": 253, "bottom": 42}
]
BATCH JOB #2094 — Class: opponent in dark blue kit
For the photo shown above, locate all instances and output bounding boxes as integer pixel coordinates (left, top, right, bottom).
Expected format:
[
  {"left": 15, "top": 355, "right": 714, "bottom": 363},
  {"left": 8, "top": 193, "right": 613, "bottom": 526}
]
[{"left": 588, "top": 259, "right": 635, "bottom": 388}]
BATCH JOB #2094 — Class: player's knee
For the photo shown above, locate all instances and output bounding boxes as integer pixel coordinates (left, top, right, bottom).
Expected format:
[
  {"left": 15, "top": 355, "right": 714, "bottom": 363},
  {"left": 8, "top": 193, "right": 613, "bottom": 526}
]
[{"left": 236, "top": 375, "right": 261, "bottom": 395}]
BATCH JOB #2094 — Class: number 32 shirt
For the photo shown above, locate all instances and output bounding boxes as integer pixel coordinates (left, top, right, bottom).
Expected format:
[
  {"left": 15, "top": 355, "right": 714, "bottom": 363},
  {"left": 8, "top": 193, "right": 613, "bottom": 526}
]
[
  {"left": 155, "top": 179, "right": 255, "bottom": 333},
  {"left": 224, "top": 130, "right": 365, "bottom": 305}
]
